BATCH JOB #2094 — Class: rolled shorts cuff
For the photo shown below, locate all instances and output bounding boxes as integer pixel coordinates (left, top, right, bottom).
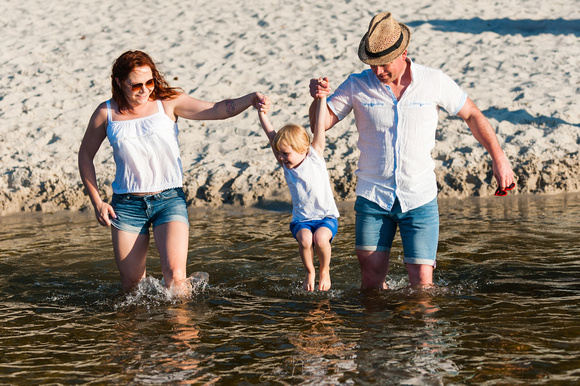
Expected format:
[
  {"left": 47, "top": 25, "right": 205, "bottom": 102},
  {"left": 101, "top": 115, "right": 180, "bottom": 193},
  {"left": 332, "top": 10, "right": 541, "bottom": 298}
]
[
  {"left": 111, "top": 214, "right": 189, "bottom": 234},
  {"left": 403, "top": 257, "right": 437, "bottom": 267},
  {"left": 111, "top": 220, "right": 147, "bottom": 234},
  {"left": 154, "top": 214, "right": 189, "bottom": 228},
  {"left": 355, "top": 245, "right": 390, "bottom": 252}
]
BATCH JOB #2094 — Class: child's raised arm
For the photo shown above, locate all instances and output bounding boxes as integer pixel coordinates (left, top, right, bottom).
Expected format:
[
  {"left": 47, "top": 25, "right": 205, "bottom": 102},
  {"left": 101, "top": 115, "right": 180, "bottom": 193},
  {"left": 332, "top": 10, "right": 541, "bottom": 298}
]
[
  {"left": 257, "top": 97, "right": 280, "bottom": 161},
  {"left": 258, "top": 109, "right": 275, "bottom": 144},
  {"left": 311, "top": 92, "right": 327, "bottom": 157}
]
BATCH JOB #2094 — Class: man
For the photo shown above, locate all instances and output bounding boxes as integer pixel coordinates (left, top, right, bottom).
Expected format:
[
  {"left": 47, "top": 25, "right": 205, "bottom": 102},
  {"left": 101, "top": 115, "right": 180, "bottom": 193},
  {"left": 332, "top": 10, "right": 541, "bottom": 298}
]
[{"left": 309, "top": 12, "right": 514, "bottom": 288}]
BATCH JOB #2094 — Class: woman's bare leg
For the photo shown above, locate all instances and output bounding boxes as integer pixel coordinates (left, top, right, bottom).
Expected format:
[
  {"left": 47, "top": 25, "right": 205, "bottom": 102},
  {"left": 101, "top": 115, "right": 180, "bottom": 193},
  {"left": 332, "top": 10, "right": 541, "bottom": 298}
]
[{"left": 112, "top": 228, "right": 149, "bottom": 292}]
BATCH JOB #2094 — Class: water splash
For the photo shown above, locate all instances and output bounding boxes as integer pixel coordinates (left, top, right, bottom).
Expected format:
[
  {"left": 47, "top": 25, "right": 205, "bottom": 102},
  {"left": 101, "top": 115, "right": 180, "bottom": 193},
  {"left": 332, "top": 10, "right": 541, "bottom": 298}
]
[
  {"left": 116, "top": 272, "right": 210, "bottom": 309},
  {"left": 185, "top": 271, "right": 210, "bottom": 293}
]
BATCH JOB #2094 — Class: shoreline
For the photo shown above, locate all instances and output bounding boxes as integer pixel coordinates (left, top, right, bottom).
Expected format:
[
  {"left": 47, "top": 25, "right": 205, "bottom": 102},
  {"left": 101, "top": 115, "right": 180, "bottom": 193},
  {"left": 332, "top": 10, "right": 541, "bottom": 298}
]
[
  {"left": 4, "top": 190, "right": 579, "bottom": 221},
  {"left": 2, "top": 154, "right": 580, "bottom": 216}
]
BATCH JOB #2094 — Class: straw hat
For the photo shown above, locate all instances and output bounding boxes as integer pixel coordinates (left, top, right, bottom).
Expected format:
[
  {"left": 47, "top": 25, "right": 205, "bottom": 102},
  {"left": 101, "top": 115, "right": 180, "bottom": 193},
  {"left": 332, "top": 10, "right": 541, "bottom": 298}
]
[{"left": 358, "top": 12, "right": 411, "bottom": 65}]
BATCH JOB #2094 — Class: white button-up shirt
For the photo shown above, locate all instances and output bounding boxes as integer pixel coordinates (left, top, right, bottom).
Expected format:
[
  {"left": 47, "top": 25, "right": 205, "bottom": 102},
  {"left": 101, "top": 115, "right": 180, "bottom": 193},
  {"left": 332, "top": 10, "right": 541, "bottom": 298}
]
[{"left": 327, "top": 59, "right": 467, "bottom": 212}]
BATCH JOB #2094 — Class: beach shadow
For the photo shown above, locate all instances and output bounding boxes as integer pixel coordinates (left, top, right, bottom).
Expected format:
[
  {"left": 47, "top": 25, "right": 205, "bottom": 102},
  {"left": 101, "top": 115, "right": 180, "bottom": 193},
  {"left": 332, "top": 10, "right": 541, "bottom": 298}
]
[
  {"left": 253, "top": 199, "right": 293, "bottom": 212},
  {"left": 481, "top": 107, "right": 580, "bottom": 131},
  {"left": 406, "top": 18, "right": 580, "bottom": 36}
]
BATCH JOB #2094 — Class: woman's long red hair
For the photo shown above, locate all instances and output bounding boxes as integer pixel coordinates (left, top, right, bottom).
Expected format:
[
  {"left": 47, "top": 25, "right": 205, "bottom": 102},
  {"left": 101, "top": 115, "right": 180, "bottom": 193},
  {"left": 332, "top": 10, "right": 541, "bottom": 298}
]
[{"left": 111, "top": 50, "right": 182, "bottom": 112}]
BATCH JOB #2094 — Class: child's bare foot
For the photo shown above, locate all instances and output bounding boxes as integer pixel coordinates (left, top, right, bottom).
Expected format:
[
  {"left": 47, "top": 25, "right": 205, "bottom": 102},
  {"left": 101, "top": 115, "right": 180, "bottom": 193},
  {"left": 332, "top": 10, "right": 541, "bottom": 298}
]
[
  {"left": 319, "top": 271, "right": 331, "bottom": 291},
  {"left": 303, "top": 272, "right": 316, "bottom": 291}
]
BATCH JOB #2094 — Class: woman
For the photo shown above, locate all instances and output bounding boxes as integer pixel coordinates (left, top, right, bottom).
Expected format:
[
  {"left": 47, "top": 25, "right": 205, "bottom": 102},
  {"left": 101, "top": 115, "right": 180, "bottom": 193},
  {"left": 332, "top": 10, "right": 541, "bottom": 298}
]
[{"left": 78, "top": 50, "right": 268, "bottom": 292}]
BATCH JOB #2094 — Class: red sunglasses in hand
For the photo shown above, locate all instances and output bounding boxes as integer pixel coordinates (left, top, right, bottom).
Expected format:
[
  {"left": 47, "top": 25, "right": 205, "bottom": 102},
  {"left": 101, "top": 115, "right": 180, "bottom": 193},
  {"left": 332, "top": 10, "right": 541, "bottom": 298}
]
[{"left": 495, "top": 182, "right": 516, "bottom": 196}]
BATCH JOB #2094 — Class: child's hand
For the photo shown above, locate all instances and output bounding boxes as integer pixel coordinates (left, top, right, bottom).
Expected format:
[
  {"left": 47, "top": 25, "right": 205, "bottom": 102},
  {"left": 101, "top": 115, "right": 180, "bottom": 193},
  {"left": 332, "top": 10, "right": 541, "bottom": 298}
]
[
  {"left": 260, "top": 95, "right": 270, "bottom": 114},
  {"left": 253, "top": 93, "right": 270, "bottom": 114}
]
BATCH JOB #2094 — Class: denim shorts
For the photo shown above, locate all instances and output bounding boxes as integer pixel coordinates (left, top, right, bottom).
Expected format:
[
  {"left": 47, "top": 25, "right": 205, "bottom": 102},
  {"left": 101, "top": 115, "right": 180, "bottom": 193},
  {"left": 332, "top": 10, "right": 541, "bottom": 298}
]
[
  {"left": 289, "top": 217, "right": 339, "bottom": 242},
  {"left": 110, "top": 188, "right": 189, "bottom": 235},
  {"left": 354, "top": 196, "right": 439, "bottom": 266}
]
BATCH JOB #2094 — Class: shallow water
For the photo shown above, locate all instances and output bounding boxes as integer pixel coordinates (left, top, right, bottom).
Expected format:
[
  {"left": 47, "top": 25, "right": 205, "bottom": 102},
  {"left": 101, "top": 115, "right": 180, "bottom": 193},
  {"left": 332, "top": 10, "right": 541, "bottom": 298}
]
[{"left": 1, "top": 194, "right": 579, "bottom": 384}]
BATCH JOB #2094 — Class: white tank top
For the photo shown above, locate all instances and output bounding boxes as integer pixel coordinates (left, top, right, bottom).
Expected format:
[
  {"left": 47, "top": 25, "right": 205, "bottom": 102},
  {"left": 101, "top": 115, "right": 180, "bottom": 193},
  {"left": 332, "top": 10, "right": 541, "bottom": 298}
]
[
  {"left": 283, "top": 147, "right": 340, "bottom": 222},
  {"left": 106, "top": 99, "right": 183, "bottom": 194}
]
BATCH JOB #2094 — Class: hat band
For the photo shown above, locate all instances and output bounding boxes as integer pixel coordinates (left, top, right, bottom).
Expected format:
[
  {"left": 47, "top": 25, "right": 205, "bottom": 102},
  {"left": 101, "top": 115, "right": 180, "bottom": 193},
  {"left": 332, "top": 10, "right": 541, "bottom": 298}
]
[{"left": 365, "top": 32, "right": 404, "bottom": 58}]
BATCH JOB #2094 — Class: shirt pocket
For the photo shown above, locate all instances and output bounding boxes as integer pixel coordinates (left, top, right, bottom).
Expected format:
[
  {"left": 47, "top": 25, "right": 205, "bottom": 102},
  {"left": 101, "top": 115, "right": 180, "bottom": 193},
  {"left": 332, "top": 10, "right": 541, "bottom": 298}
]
[
  {"left": 397, "top": 101, "right": 439, "bottom": 160},
  {"left": 398, "top": 102, "right": 438, "bottom": 138},
  {"left": 354, "top": 96, "right": 394, "bottom": 134}
]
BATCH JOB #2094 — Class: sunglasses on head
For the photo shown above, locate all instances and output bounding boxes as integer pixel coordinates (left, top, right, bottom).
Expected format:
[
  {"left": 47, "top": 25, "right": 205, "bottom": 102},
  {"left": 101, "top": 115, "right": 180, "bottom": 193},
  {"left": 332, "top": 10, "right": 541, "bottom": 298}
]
[
  {"left": 129, "top": 78, "right": 155, "bottom": 92},
  {"left": 495, "top": 182, "right": 516, "bottom": 196}
]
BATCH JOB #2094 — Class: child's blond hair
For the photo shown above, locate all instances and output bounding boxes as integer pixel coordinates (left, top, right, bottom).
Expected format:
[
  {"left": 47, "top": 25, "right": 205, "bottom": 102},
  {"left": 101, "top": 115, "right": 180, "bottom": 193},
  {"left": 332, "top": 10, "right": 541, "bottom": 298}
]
[{"left": 272, "top": 124, "right": 311, "bottom": 154}]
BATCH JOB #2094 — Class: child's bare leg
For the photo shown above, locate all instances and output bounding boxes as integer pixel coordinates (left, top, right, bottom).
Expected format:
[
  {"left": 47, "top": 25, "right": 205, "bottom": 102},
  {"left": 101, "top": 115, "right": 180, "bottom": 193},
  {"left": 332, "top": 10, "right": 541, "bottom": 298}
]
[
  {"left": 313, "top": 227, "right": 333, "bottom": 291},
  {"left": 296, "top": 229, "right": 316, "bottom": 291}
]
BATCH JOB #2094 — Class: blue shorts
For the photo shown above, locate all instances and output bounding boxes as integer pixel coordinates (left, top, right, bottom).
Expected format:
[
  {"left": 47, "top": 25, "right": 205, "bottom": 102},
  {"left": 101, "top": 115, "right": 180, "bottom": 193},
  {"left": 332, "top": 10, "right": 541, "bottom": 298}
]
[
  {"left": 354, "top": 196, "right": 439, "bottom": 266},
  {"left": 289, "top": 217, "right": 339, "bottom": 242},
  {"left": 110, "top": 188, "right": 189, "bottom": 235}
]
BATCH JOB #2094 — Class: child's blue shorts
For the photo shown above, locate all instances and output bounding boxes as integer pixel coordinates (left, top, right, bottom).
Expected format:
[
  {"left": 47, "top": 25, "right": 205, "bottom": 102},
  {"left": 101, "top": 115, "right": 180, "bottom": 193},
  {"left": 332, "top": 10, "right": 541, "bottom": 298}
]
[{"left": 289, "top": 217, "right": 339, "bottom": 241}]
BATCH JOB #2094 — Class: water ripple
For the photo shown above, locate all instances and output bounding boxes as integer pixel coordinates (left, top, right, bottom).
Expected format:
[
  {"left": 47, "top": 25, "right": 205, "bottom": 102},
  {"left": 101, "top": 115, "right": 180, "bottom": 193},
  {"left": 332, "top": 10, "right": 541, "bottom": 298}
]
[{"left": 0, "top": 194, "right": 579, "bottom": 383}]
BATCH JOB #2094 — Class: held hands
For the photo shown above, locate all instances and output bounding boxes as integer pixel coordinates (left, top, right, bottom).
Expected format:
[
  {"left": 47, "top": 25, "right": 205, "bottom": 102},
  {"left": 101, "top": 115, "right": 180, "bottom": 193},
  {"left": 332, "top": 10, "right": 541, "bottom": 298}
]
[
  {"left": 309, "top": 77, "right": 331, "bottom": 99},
  {"left": 253, "top": 92, "right": 270, "bottom": 115}
]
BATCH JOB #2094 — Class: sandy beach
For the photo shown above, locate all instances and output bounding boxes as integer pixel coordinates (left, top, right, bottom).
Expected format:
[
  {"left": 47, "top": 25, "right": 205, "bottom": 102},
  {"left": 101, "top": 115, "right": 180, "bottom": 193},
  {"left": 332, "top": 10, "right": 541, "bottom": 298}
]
[{"left": 1, "top": 0, "right": 578, "bottom": 215}]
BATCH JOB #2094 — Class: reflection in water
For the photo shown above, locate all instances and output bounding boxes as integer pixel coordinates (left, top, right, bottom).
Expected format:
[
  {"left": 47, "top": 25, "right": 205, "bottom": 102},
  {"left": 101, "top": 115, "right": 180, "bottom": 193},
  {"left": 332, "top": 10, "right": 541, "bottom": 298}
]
[
  {"left": 284, "top": 300, "right": 357, "bottom": 383},
  {"left": 355, "top": 289, "right": 460, "bottom": 384},
  {"left": 0, "top": 194, "right": 579, "bottom": 384},
  {"left": 106, "top": 275, "right": 219, "bottom": 384},
  {"left": 111, "top": 304, "right": 217, "bottom": 384}
]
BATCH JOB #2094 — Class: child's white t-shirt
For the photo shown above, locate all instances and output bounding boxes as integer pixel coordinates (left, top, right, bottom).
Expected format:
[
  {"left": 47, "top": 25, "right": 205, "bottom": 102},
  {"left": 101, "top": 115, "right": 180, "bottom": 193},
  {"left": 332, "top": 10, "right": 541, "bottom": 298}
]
[{"left": 283, "top": 146, "right": 340, "bottom": 222}]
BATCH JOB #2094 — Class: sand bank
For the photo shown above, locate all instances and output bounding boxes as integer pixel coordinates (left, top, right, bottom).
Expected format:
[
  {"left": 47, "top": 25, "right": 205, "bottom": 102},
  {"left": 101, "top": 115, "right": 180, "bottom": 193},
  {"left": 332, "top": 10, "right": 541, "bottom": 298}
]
[{"left": 1, "top": 0, "right": 578, "bottom": 215}]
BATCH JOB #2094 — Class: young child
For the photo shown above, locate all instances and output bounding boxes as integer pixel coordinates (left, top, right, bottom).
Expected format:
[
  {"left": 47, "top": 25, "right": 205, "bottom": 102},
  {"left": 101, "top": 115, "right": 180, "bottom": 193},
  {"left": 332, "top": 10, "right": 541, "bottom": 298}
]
[{"left": 258, "top": 93, "right": 339, "bottom": 291}]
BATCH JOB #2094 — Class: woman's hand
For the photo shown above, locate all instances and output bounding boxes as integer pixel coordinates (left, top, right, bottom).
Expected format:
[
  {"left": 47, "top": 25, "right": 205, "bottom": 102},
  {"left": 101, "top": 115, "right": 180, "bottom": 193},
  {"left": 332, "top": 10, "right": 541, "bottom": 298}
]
[{"left": 94, "top": 200, "right": 116, "bottom": 227}]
